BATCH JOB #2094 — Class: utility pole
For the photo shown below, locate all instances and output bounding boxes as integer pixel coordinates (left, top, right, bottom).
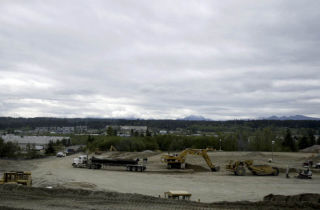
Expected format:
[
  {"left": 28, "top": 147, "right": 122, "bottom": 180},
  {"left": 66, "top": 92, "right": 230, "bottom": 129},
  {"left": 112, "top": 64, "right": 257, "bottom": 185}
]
[
  {"left": 219, "top": 139, "right": 222, "bottom": 151},
  {"left": 271, "top": 140, "right": 275, "bottom": 162}
]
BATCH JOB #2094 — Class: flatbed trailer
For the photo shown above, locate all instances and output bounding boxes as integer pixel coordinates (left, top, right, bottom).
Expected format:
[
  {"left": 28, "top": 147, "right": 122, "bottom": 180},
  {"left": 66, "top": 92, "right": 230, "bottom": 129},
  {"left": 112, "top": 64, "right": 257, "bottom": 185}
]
[
  {"left": 126, "top": 164, "right": 146, "bottom": 172},
  {"left": 73, "top": 155, "right": 146, "bottom": 172}
]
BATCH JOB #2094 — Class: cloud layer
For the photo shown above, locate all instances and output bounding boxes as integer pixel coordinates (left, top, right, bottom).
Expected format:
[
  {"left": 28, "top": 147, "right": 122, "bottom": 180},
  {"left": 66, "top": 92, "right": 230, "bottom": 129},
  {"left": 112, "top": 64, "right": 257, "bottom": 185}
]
[{"left": 1, "top": 0, "right": 319, "bottom": 119}]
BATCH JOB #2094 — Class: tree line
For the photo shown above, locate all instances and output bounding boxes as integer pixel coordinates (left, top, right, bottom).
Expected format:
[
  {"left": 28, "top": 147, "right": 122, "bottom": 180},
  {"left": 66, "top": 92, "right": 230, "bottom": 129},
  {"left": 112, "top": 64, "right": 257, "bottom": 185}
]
[
  {"left": 1, "top": 127, "right": 319, "bottom": 158},
  {"left": 1, "top": 117, "right": 320, "bottom": 132},
  {"left": 83, "top": 128, "right": 319, "bottom": 153}
]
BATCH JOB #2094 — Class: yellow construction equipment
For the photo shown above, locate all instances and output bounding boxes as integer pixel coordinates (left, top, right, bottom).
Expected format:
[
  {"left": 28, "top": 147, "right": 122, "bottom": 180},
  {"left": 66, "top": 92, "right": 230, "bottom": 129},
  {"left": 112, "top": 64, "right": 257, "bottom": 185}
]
[
  {"left": 164, "top": 191, "right": 192, "bottom": 200},
  {"left": 226, "top": 160, "right": 279, "bottom": 176},
  {"left": 109, "top": 145, "right": 117, "bottom": 152},
  {"left": 0, "top": 171, "right": 32, "bottom": 186},
  {"left": 161, "top": 148, "right": 220, "bottom": 171}
]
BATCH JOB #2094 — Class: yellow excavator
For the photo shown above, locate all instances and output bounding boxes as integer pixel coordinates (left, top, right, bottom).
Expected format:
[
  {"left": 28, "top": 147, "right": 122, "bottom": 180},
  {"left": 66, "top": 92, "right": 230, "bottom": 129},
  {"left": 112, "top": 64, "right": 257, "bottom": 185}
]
[
  {"left": 161, "top": 148, "right": 220, "bottom": 171},
  {"left": 0, "top": 171, "right": 32, "bottom": 186}
]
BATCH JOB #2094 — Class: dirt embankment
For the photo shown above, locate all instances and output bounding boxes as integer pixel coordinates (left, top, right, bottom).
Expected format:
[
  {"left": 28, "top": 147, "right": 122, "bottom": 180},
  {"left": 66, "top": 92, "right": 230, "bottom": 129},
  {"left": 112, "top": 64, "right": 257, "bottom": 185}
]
[{"left": 0, "top": 185, "right": 319, "bottom": 210}]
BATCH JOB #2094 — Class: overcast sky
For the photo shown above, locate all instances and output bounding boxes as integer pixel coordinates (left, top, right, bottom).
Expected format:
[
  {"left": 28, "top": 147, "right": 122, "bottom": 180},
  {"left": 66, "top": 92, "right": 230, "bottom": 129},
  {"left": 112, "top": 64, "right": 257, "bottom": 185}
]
[{"left": 0, "top": 0, "right": 319, "bottom": 120}]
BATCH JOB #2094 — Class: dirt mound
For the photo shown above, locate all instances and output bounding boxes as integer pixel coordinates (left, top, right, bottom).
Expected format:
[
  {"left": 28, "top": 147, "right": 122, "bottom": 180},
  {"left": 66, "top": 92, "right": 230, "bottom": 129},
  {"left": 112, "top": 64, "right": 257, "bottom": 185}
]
[
  {"left": 244, "top": 152, "right": 267, "bottom": 158},
  {"left": 300, "top": 145, "right": 320, "bottom": 153},
  {"left": 61, "top": 182, "right": 97, "bottom": 189},
  {"left": 264, "top": 193, "right": 320, "bottom": 208},
  {"left": 1, "top": 185, "right": 320, "bottom": 209},
  {"left": 185, "top": 163, "right": 209, "bottom": 172}
]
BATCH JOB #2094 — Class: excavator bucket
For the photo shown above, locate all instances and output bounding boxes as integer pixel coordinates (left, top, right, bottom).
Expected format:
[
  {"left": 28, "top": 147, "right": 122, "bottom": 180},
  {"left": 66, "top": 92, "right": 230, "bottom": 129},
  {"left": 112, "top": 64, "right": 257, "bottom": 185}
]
[{"left": 211, "top": 166, "right": 220, "bottom": 172}]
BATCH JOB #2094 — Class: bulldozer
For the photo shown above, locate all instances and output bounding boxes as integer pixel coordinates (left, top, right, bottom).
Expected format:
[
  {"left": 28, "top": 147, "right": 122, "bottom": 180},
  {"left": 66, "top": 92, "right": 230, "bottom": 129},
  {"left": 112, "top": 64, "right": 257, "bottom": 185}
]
[
  {"left": 0, "top": 171, "right": 32, "bottom": 186},
  {"left": 161, "top": 148, "right": 220, "bottom": 171},
  {"left": 226, "top": 160, "right": 279, "bottom": 176}
]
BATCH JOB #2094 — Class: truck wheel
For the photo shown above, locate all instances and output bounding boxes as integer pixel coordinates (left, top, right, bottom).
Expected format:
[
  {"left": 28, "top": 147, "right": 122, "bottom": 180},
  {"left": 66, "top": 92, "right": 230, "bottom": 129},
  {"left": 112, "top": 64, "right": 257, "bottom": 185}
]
[
  {"left": 272, "top": 167, "right": 279, "bottom": 176},
  {"left": 236, "top": 167, "right": 246, "bottom": 176}
]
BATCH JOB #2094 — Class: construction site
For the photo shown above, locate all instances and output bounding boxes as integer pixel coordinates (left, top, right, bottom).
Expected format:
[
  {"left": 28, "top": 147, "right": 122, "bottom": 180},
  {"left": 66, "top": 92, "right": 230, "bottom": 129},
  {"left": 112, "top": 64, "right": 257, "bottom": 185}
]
[{"left": 1, "top": 150, "right": 320, "bottom": 209}]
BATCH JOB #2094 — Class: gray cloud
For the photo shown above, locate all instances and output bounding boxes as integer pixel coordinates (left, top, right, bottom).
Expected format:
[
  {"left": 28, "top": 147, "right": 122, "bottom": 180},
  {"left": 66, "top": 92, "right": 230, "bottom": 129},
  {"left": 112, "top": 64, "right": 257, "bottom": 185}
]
[{"left": 0, "top": 0, "right": 319, "bottom": 119}]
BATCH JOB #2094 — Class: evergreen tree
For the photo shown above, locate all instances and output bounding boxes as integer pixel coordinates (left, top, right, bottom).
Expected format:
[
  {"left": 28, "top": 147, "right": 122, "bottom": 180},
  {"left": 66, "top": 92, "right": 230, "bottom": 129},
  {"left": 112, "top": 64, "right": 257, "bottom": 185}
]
[
  {"left": 107, "top": 126, "right": 114, "bottom": 136},
  {"left": 307, "top": 129, "right": 316, "bottom": 146},
  {"left": 282, "top": 129, "right": 297, "bottom": 151},
  {"left": 45, "top": 141, "right": 55, "bottom": 154},
  {"left": 87, "top": 135, "right": 95, "bottom": 144},
  {"left": 298, "top": 136, "right": 309, "bottom": 149},
  {"left": 146, "top": 129, "right": 152, "bottom": 137}
]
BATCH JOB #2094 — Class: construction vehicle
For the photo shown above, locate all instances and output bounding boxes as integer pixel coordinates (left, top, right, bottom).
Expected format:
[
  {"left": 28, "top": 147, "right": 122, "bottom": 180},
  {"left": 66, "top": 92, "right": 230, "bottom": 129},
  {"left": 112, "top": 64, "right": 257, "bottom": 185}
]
[
  {"left": 0, "top": 171, "right": 32, "bottom": 186},
  {"left": 226, "top": 160, "right": 279, "bottom": 176},
  {"left": 161, "top": 148, "right": 220, "bottom": 171},
  {"left": 56, "top": 151, "right": 66, "bottom": 157},
  {"left": 296, "top": 168, "right": 312, "bottom": 179},
  {"left": 164, "top": 191, "right": 192, "bottom": 200},
  {"left": 72, "top": 155, "right": 146, "bottom": 172},
  {"left": 65, "top": 148, "right": 75, "bottom": 156}
]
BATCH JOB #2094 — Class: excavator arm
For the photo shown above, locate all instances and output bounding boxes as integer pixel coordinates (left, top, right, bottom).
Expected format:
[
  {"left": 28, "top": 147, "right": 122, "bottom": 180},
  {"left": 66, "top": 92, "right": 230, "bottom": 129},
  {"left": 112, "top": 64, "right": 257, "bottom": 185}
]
[
  {"left": 199, "top": 150, "right": 220, "bottom": 171},
  {"left": 162, "top": 148, "right": 220, "bottom": 171}
]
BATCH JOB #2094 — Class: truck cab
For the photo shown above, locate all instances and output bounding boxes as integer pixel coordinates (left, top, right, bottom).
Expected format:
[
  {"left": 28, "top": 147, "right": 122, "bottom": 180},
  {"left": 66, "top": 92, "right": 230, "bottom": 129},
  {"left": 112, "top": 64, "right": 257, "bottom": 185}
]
[{"left": 72, "top": 155, "right": 88, "bottom": 166}]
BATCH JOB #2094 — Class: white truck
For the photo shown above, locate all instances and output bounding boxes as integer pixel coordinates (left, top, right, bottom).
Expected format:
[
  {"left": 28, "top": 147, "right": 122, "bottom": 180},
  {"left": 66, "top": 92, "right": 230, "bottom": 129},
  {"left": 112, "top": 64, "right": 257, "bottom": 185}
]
[{"left": 72, "top": 155, "right": 102, "bottom": 169}]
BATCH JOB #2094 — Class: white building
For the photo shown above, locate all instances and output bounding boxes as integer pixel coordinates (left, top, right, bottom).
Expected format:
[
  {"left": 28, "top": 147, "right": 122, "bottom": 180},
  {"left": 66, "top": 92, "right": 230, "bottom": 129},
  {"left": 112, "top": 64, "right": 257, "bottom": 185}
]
[
  {"left": 1, "top": 134, "right": 69, "bottom": 150},
  {"left": 119, "top": 126, "right": 148, "bottom": 136}
]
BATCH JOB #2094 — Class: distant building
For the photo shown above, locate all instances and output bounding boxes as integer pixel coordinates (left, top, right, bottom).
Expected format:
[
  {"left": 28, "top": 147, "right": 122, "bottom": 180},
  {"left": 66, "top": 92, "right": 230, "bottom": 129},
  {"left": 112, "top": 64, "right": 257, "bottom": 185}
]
[
  {"left": 119, "top": 126, "right": 148, "bottom": 136},
  {"left": 75, "top": 125, "right": 88, "bottom": 133},
  {"left": 1, "top": 134, "right": 69, "bottom": 150},
  {"left": 159, "top": 130, "right": 168, "bottom": 135},
  {"left": 35, "top": 126, "right": 87, "bottom": 134},
  {"left": 55, "top": 127, "right": 74, "bottom": 134}
]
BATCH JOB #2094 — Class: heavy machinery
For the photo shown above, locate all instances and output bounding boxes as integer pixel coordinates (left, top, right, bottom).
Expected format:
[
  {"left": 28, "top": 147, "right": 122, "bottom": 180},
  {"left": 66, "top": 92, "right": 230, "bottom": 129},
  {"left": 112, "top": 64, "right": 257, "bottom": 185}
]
[
  {"left": 296, "top": 168, "right": 312, "bottom": 179},
  {"left": 164, "top": 191, "right": 192, "bottom": 200},
  {"left": 72, "top": 155, "right": 146, "bottom": 172},
  {"left": 0, "top": 171, "right": 32, "bottom": 186},
  {"left": 161, "top": 148, "right": 220, "bottom": 172},
  {"left": 226, "top": 160, "right": 279, "bottom": 176}
]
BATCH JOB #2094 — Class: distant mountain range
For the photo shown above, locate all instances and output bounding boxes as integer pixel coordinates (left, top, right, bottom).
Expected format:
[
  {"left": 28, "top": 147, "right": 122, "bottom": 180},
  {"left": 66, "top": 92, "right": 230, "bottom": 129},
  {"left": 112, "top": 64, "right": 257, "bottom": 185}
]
[
  {"left": 178, "top": 114, "right": 320, "bottom": 121},
  {"left": 262, "top": 115, "right": 320, "bottom": 121},
  {"left": 178, "top": 115, "right": 212, "bottom": 121}
]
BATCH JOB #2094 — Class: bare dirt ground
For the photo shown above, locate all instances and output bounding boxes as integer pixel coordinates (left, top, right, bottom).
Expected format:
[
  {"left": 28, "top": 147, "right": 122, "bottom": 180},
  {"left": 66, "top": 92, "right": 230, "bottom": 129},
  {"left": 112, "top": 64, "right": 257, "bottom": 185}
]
[
  {"left": 1, "top": 184, "right": 319, "bottom": 210},
  {"left": 0, "top": 151, "right": 319, "bottom": 209}
]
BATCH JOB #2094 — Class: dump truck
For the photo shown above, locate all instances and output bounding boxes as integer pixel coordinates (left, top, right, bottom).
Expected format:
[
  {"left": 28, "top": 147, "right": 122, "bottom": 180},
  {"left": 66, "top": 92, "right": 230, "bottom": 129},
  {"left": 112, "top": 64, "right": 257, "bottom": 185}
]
[
  {"left": 161, "top": 148, "right": 220, "bottom": 171},
  {"left": 226, "top": 160, "right": 279, "bottom": 176},
  {"left": 72, "top": 155, "right": 146, "bottom": 172},
  {"left": 0, "top": 171, "right": 32, "bottom": 186}
]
